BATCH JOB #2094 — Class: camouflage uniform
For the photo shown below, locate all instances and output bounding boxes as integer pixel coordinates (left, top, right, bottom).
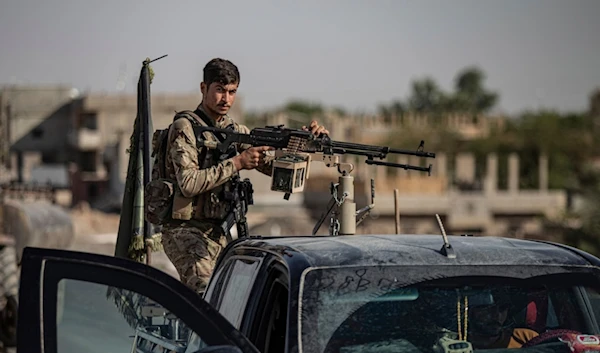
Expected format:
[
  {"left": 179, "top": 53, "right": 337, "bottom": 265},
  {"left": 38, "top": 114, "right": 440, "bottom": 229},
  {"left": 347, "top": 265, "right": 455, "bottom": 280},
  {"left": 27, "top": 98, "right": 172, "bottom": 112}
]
[{"left": 161, "top": 105, "right": 272, "bottom": 295}]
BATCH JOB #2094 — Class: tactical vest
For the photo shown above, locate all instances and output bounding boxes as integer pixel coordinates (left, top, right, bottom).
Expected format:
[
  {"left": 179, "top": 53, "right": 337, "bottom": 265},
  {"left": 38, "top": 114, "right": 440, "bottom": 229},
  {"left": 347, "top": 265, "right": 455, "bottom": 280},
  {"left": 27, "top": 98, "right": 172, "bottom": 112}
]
[{"left": 144, "top": 109, "right": 236, "bottom": 226}]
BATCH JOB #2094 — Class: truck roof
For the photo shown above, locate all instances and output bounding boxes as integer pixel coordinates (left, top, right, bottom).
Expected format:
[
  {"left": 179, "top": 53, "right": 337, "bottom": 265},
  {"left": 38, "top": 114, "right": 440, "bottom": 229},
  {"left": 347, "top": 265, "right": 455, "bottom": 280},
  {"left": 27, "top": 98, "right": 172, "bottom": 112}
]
[{"left": 234, "top": 234, "right": 599, "bottom": 268}]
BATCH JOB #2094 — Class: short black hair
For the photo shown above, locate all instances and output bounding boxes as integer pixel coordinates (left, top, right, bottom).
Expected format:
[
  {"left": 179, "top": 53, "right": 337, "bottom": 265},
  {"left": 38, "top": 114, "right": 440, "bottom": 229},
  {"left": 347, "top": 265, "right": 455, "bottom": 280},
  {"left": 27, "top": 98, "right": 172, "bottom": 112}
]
[{"left": 203, "top": 58, "right": 240, "bottom": 87}]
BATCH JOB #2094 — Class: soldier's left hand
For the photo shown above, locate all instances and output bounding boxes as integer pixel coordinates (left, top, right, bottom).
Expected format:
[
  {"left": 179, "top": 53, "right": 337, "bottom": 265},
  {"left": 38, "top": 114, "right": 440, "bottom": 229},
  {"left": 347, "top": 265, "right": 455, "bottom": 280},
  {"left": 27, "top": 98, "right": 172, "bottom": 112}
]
[{"left": 302, "top": 120, "right": 329, "bottom": 136}]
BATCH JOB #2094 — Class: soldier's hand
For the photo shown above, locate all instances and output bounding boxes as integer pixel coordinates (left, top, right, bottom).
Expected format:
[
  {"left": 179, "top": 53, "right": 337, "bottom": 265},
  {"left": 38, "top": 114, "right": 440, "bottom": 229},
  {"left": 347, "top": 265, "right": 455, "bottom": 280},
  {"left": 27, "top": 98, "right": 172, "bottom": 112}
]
[
  {"left": 302, "top": 120, "right": 329, "bottom": 136},
  {"left": 233, "top": 146, "right": 274, "bottom": 170}
]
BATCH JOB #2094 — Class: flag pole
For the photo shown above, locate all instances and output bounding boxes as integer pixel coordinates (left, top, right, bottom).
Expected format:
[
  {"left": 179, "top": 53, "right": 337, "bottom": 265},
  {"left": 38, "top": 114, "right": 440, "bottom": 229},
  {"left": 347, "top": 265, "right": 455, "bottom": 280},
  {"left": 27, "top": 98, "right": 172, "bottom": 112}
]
[
  {"left": 140, "top": 60, "right": 152, "bottom": 265},
  {"left": 114, "top": 55, "right": 167, "bottom": 264},
  {"left": 107, "top": 56, "right": 168, "bottom": 332},
  {"left": 140, "top": 55, "right": 167, "bottom": 265}
]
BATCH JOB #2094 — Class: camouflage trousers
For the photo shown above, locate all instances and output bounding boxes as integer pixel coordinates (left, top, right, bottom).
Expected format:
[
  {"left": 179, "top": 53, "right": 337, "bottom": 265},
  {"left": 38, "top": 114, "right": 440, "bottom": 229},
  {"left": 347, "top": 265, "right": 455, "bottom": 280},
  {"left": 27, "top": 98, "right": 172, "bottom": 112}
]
[{"left": 161, "top": 222, "right": 228, "bottom": 295}]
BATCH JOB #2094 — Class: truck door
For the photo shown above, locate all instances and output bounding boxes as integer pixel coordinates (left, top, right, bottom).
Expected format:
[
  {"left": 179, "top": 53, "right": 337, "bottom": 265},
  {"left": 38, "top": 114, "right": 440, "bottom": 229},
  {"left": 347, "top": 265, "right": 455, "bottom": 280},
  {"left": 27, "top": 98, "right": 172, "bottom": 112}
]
[
  {"left": 204, "top": 254, "right": 263, "bottom": 329},
  {"left": 16, "top": 247, "right": 260, "bottom": 353},
  {"left": 246, "top": 261, "right": 289, "bottom": 353},
  {"left": 204, "top": 252, "right": 291, "bottom": 353}
]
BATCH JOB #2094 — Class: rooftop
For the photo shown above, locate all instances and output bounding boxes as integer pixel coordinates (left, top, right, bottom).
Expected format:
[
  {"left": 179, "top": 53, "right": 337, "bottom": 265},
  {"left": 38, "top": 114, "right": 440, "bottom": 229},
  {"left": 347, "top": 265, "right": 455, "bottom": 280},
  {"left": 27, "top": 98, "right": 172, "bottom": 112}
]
[{"left": 236, "top": 234, "right": 596, "bottom": 268}]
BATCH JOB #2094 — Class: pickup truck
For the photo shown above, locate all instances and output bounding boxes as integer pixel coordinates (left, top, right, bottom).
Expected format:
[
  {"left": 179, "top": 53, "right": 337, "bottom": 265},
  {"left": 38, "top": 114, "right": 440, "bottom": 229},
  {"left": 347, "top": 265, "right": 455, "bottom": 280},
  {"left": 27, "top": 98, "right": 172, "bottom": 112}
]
[{"left": 15, "top": 233, "right": 600, "bottom": 353}]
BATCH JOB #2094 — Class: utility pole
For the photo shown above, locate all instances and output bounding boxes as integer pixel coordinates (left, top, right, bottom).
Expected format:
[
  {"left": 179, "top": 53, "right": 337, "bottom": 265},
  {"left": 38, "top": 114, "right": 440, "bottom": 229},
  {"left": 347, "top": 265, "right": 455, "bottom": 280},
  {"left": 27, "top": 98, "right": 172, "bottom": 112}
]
[
  {"left": 0, "top": 99, "right": 5, "bottom": 168},
  {"left": 0, "top": 101, "right": 13, "bottom": 178},
  {"left": 5, "top": 104, "right": 11, "bottom": 169}
]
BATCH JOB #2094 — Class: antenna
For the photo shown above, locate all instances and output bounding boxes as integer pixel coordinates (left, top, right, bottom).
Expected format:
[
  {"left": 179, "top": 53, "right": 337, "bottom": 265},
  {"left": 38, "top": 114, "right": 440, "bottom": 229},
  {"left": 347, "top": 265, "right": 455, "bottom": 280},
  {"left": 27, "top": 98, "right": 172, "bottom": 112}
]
[
  {"left": 436, "top": 214, "right": 456, "bottom": 258},
  {"left": 394, "top": 188, "right": 400, "bottom": 234}
]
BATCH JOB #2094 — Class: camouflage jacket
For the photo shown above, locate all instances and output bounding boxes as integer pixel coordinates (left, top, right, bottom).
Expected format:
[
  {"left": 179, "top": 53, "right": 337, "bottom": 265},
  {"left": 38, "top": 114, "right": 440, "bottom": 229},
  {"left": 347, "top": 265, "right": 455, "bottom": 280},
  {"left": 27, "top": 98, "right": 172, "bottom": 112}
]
[{"left": 164, "top": 105, "right": 273, "bottom": 222}]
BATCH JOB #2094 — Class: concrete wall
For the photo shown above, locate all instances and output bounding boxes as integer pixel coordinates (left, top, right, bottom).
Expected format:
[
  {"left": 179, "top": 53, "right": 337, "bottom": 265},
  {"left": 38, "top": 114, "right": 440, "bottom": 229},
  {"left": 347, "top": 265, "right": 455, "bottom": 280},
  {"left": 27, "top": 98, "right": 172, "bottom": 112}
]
[{"left": 0, "top": 86, "right": 77, "bottom": 149}]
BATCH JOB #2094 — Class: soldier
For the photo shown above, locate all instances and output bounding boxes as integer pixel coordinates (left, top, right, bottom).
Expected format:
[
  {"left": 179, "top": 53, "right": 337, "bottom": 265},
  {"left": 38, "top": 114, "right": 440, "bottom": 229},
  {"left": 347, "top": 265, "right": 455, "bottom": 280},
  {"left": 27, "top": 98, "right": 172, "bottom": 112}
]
[
  {"left": 467, "top": 291, "right": 538, "bottom": 349},
  {"left": 160, "top": 58, "right": 328, "bottom": 295}
]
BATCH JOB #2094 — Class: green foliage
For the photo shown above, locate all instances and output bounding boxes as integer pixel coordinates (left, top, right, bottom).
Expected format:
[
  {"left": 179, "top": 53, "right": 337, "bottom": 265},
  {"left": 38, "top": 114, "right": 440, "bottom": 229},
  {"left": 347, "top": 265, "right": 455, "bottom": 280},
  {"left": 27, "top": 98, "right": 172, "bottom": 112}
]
[
  {"left": 332, "top": 106, "right": 348, "bottom": 116},
  {"left": 451, "top": 67, "right": 498, "bottom": 114},
  {"left": 379, "top": 66, "right": 499, "bottom": 117},
  {"left": 144, "top": 58, "right": 155, "bottom": 84},
  {"left": 517, "top": 111, "right": 595, "bottom": 189},
  {"left": 243, "top": 110, "right": 268, "bottom": 127},
  {"left": 407, "top": 78, "right": 444, "bottom": 113},
  {"left": 563, "top": 169, "right": 600, "bottom": 256},
  {"left": 283, "top": 100, "right": 324, "bottom": 116},
  {"left": 378, "top": 101, "right": 406, "bottom": 119},
  {"left": 590, "top": 89, "right": 600, "bottom": 120},
  {"left": 247, "top": 99, "right": 346, "bottom": 130}
]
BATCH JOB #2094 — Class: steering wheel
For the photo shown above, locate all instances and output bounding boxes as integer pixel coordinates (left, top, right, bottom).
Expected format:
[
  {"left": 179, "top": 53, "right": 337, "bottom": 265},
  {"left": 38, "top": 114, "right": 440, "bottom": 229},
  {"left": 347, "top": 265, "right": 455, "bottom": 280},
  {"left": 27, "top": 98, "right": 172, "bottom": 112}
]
[{"left": 521, "top": 329, "right": 581, "bottom": 348}]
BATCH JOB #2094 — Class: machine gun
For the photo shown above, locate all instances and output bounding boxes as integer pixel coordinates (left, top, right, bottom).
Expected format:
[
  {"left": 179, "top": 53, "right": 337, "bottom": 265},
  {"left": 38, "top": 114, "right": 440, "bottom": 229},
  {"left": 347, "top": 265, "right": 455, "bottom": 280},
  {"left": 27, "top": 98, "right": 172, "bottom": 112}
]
[{"left": 193, "top": 124, "right": 436, "bottom": 236}]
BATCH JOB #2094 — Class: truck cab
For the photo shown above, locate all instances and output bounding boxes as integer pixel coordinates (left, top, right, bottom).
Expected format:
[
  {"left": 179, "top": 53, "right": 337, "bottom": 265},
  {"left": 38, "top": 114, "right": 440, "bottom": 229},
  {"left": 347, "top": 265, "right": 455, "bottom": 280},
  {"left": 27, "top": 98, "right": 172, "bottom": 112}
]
[{"left": 15, "top": 233, "right": 600, "bottom": 353}]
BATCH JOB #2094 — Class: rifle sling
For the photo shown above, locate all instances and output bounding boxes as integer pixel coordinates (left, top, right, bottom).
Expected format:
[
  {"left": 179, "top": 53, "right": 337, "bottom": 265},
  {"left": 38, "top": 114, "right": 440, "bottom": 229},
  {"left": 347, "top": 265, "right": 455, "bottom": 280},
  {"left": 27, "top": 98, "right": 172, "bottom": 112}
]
[
  {"left": 191, "top": 109, "right": 247, "bottom": 237},
  {"left": 193, "top": 108, "right": 234, "bottom": 144}
]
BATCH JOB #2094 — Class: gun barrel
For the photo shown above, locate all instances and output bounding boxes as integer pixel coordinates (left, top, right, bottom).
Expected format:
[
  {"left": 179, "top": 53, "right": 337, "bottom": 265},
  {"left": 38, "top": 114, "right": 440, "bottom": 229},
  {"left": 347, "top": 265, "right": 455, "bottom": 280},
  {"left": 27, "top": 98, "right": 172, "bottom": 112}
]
[
  {"left": 329, "top": 141, "right": 435, "bottom": 158},
  {"left": 388, "top": 147, "right": 436, "bottom": 158},
  {"left": 366, "top": 159, "right": 433, "bottom": 175}
]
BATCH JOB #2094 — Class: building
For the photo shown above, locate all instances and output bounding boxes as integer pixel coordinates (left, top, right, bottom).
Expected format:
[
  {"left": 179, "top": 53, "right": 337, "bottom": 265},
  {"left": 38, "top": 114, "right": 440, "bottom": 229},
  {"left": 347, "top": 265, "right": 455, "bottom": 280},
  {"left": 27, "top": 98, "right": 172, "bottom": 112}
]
[
  {"left": 67, "top": 92, "right": 232, "bottom": 208},
  {"left": 0, "top": 85, "right": 244, "bottom": 208},
  {"left": 0, "top": 85, "right": 79, "bottom": 183}
]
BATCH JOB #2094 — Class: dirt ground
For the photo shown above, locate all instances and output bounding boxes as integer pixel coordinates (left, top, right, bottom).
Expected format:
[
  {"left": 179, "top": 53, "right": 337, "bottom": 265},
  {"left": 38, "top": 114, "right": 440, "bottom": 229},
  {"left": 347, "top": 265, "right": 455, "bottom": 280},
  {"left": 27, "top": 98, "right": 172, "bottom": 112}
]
[
  {"left": 69, "top": 202, "right": 121, "bottom": 238},
  {"left": 67, "top": 202, "right": 179, "bottom": 277}
]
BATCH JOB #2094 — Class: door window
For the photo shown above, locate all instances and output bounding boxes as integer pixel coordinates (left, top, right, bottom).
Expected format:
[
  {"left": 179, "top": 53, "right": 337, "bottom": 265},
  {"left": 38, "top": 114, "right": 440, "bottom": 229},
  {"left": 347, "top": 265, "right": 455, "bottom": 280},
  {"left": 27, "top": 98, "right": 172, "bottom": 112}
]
[
  {"left": 216, "top": 257, "right": 261, "bottom": 328},
  {"left": 584, "top": 286, "right": 600, "bottom": 328},
  {"left": 252, "top": 273, "right": 289, "bottom": 353},
  {"left": 56, "top": 279, "right": 194, "bottom": 353},
  {"left": 17, "top": 247, "right": 259, "bottom": 353}
]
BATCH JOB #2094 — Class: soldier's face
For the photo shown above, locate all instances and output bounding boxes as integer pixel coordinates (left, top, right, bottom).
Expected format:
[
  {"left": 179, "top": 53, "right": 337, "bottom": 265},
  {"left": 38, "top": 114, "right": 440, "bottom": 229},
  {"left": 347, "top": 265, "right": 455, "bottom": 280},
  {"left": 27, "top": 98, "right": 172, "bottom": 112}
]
[
  {"left": 470, "top": 303, "right": 509, "bottom": 336},
  {"left": 201, "top": 81, "right": 238, "bottom": 117}
]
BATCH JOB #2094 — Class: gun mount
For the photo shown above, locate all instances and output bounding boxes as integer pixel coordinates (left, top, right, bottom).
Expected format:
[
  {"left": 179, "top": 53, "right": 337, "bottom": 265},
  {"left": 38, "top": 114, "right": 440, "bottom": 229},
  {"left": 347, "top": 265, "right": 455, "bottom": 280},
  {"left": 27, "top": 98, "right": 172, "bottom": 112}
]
[{"left": 302, "top": 149, "right": 433, "bottom": 236}]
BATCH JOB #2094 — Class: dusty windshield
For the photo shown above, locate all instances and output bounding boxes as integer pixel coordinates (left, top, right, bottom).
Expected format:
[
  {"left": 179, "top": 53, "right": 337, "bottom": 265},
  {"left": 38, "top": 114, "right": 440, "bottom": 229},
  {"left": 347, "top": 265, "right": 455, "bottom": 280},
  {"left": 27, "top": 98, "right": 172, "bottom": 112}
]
[{"left": 299, "top": 265, "right": 600, "bottom": 353}]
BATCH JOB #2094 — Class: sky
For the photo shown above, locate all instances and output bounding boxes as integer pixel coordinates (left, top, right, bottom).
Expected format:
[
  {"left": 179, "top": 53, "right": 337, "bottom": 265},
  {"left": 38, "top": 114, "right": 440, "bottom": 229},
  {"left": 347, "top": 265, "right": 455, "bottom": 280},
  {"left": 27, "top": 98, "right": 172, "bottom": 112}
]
[{"left": 1, "top": 0, "right": 599, "bottom": 116}]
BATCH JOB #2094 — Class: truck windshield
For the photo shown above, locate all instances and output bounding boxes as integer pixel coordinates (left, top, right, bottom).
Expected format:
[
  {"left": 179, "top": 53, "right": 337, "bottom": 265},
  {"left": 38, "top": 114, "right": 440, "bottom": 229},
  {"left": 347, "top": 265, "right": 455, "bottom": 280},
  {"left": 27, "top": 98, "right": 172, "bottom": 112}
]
[{"left": 299, "top": 265, "right": 600, "bottom": 353}]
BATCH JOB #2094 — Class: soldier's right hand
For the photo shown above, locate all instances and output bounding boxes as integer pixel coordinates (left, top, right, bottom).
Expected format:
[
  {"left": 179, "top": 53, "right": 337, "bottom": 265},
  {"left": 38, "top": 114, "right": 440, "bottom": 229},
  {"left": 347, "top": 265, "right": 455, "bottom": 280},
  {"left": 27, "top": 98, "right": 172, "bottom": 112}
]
[{"left": 233, "top": 146, "right": 274, "bottom": 170}]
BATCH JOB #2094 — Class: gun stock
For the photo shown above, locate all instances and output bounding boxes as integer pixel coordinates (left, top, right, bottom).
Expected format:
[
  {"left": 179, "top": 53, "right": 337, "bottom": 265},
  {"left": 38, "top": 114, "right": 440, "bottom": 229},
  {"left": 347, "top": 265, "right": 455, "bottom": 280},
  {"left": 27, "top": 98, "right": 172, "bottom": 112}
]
[
  {"left": 220, "top": 208, "right": 249, "bottom": 243},
  {"left": 220, "top": 176, "right": 254, "bottom": 242},
  {"left": 220, "top": 212, "right": 237, "bottom": 243}
]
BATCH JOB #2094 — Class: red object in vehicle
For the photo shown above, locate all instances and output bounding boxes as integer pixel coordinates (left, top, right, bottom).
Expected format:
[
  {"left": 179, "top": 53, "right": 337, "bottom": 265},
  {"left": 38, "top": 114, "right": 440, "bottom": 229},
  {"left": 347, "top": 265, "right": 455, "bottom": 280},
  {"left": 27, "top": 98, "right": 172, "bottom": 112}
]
[{"left": 559, "top": 333, "right": 600, "bottom": 353}]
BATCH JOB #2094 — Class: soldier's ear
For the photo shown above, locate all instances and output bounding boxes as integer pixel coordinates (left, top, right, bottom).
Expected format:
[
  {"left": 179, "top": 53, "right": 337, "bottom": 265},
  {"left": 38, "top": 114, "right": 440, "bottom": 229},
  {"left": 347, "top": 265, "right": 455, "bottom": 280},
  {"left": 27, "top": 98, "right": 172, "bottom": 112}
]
[{"left": 200, "top": 82, "right": 207, "bottom": 96}]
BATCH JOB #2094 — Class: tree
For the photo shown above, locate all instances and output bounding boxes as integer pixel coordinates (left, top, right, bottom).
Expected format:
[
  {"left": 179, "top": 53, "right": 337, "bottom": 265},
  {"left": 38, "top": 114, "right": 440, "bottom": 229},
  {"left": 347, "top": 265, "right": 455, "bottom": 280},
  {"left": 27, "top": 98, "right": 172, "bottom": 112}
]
[
  {"left": 282, "top": 100, "right": 324, "bottom": 116},
  {"left": 378, "top": 101, "right": 405, "bottom": 119},
  {"left": 332, "top": 106, "right": 348, "bottom": 116},
  {"left": 407, "top": 78, "right": 444, "bottom": 113},
  {"left": 589, "top": 89, "right": 600, "bottom": 136},
  {"left": 377, "top": 66, "right": 498, "bottom": 116},
  {"left": 590, "top": 89, "right": 600, "bottom": 118},
  {"left": 446, "top": 67, "right": 498, "bottom": 114},
  {"left": 563, "top": 168, "right": 600, "bottom": 256}
]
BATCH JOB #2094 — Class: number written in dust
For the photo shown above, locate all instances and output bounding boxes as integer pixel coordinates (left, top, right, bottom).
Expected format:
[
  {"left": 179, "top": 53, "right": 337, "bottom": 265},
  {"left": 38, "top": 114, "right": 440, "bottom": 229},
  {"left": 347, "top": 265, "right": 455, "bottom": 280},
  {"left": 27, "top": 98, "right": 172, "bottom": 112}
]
[{"left": 311, "top": 268, "right": 403, "bottom": 295}]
